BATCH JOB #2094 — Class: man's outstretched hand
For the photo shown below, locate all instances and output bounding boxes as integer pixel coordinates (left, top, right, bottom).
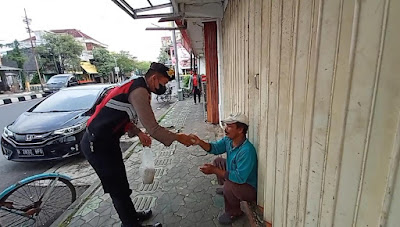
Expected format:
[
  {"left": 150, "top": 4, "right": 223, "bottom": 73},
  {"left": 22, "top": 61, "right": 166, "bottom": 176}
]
[
  {"left": 189, "top": 134, "right": 211, "bottom": 152},
  {"left": 176, "top": 133, "right": 195, "bottom": 147},
  {"left": 189, "top": 134, "right": 201, "bottom": 145}
]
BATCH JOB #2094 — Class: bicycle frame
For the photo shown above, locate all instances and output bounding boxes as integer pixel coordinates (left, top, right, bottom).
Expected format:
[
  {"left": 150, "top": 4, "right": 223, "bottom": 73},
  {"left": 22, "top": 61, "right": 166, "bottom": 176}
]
[
  {"left": 0, "top": 205, "right": 36, "bottom": 225},
  {"left": 182, "top": 87, "right": 193, "bottom": 98}
]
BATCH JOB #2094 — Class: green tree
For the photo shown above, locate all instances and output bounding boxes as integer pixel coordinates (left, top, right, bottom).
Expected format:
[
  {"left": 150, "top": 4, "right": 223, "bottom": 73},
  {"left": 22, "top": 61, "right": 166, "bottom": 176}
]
[
  {"left": 36, "top": 33, "right": 83, "bottom": 74},
  {"left": 6, "top": 40, "right": 27, "bottom": 89},
  {"left": 133, "top": 61, "right": 151, "bottom": 75},
  {"left": 92, "top": 48, "right": 114, "bottom": 78},
  {"left": 7, "top": 40, "right": 26, "bottom": 67},
  {"left": 112, "top": 51, "right": 136, "bottom": 76},
  {"left": 157, "top": 47, "right": 170, "bottom": 64}
]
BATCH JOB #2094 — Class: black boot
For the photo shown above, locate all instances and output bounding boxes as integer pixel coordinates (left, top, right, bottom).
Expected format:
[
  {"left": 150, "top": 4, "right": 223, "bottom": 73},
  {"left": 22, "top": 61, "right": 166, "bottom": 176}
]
[
  {"left": 136, "top": 210, "right": 152, "bottom": 222},
  {"left": 141, "top": 223, "right": 162, "bottom": 227},
  {"left": 121, "top": 222, "right": 162, "bottom": 227}
]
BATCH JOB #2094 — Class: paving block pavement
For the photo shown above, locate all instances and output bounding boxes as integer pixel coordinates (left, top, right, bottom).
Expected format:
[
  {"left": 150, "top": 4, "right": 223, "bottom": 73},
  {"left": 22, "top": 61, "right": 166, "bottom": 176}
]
[{"left": 53, "top": 99, "right": 251, "bottom": 227}]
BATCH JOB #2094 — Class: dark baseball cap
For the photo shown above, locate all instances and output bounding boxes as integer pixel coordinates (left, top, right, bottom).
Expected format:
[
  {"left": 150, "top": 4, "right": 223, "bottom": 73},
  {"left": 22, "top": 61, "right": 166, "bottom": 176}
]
[{"left": 149, "top": 62, "right": 174, "bottom": 81}]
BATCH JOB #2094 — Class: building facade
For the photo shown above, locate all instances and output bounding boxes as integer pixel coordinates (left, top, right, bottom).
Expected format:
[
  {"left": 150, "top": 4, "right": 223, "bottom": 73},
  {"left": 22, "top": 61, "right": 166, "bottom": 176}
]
[
  {"left": 161, "top": 33, "right": 191, "bottom": 74},
  {"left": 2, "top": 29, "right": 105, "bottom": 86},
  {"left": 173, "top": 0, "right": 400, "bottom": 226},
  {"left": 20, "top": 29, "right": 107, "bottom": 62}
]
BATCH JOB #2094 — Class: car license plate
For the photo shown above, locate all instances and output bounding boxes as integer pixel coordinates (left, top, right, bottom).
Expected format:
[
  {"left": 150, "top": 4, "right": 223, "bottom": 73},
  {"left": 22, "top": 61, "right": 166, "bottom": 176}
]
[{"left": 17, "top": 148, "right": 44, "bottom": 157}]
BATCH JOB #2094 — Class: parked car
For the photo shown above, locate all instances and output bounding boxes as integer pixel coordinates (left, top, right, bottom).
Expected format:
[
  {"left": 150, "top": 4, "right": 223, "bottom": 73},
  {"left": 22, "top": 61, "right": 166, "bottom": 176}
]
[
  {"left": 1, "top": 84, "right": 113, "bottom": 161},
  {"left": 43, "top": 74, "right": 79, "bottom": 94}
]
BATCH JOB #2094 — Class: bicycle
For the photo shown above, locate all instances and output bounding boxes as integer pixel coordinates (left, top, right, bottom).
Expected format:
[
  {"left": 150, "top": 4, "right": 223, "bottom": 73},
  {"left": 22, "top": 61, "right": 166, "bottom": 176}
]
[
  {"left": 182, "top": 87, "right": 192, "bottom": 98},
  {"left": 0, "top": 172, "right": 76, "bottom": 227},
  {"left": 156, "top": 86, "right": 173, "bottom": 103}
]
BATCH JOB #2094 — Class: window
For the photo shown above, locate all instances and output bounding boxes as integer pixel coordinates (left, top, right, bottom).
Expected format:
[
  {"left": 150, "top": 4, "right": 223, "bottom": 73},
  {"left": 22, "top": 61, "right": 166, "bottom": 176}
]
[
  {"left": 32, "top": 89, "right": 101, "bottom": 112},
  {"left": 70, "top": 77, "right": 77, "bottom": 83},
  {"left": 47, "top": 76, "right": 69, "bottom": 84}
]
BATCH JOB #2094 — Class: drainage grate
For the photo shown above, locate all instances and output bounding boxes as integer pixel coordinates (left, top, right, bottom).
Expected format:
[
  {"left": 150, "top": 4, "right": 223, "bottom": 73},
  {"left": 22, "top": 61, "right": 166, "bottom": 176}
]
[
  {"left": 138, "top": 180, "right": 160, "bottom": 192},
  {"left": 133, "top": 196, "right": 156, "bottom": 211},
  {"left": 155, "top": 158, "right": 172, "bottom": 166},
  {"left": 155, "top": 168, "right": 166, "bottom": 177}
]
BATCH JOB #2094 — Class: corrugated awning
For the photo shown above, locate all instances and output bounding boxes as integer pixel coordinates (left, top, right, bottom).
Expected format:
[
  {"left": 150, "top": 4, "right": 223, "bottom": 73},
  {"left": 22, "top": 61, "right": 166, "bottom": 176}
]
[
  {"left": 80, "top": 62, "right": 98, "bottom": 74},
  {"left": 111, "top": 0, "right": 173, "bottom": 19}
]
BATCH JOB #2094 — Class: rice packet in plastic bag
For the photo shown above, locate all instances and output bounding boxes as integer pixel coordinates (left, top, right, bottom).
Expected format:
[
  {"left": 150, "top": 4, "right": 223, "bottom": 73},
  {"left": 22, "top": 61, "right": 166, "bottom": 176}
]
[{"left": 139, "top": 147, "right": 156, "bottom": 184}]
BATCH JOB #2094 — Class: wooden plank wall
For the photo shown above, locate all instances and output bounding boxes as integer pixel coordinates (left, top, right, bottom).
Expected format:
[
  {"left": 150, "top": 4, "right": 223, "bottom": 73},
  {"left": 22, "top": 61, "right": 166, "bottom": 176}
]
[{"left": 220, "top": 0, "right": 400, "bottom": 226}]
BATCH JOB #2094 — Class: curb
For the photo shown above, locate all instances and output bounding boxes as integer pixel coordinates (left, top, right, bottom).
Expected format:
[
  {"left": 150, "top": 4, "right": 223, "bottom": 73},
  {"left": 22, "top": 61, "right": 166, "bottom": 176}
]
[
  {"left": 157, "top": 99, "right": 179, "bottom": 123},
  {"left": 51, "top": 179, "right": 102, "bottom": 227},
  {"left": 0, "top": 93, "right": 48, "bottom": 106},
  {"left": 52, "top": 100, "right": 179, "bottom": 227}
]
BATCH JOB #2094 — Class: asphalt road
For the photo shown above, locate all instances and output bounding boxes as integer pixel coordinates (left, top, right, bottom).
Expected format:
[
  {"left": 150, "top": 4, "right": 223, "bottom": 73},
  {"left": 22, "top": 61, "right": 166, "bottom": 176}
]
[
  {"left": 0, "top": 89, "right": 178, "bottom": 193},
  {"left": 0, "top": 98, "right": 60, "bottom": 193}
]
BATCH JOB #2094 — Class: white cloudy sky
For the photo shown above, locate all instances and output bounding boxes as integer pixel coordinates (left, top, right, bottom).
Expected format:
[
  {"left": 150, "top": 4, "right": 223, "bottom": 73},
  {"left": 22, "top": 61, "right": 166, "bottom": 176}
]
[{"left": 0, "top": 0, "right": 172, "bottom": 61}]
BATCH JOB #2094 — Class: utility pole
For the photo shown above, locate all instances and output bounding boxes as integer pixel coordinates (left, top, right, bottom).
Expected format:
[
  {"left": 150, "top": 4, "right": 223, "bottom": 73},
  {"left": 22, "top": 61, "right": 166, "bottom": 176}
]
[
  {"left": 172, "top": 29, "right": 180, "bottom": 90},
  {"left": 23, "top": 8, "right": 44, "bottom": 90},
  {"left": 113, "top": 56, "right": 120, "bottom": 83}
]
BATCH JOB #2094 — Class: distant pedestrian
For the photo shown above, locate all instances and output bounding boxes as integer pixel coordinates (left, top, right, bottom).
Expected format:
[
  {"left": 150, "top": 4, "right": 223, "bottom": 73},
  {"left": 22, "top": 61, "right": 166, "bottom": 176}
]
[{"left": 191, "top": 71, "right": 201, "bottom": 104}]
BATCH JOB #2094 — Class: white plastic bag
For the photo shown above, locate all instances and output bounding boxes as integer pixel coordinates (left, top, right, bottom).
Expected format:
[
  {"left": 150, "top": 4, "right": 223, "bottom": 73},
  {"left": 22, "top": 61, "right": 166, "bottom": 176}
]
[{"left": 139, "top": 147, "right": 155, "bottom": 184}]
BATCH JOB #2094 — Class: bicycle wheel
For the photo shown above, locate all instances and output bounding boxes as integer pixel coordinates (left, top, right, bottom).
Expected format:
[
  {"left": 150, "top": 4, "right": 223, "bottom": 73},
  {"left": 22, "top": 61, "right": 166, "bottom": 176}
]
[
  {"left": 156, "top": 95, "right": 162, "bottom": 103},
  {"left": 0, "top": 175, "right": 76, "bottom": 227},
  {"left": 161, "top": 95, "right": 166, "bottom": 102}
]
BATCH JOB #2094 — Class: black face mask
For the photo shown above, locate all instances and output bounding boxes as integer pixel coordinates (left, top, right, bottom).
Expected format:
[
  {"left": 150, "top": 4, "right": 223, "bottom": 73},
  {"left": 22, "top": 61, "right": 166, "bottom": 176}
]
[{"left": 154, "top": 84, "right": 167, "bottom": 95}]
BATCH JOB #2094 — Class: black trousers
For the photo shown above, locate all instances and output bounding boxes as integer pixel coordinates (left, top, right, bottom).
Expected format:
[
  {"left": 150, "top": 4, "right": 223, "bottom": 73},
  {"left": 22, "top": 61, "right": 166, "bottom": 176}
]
[
  {"left": 193, "top": 86, "right": 201, "bottom": 103},
  {"left": 80, "top": 132, "right": 140, "bottom": 226}
]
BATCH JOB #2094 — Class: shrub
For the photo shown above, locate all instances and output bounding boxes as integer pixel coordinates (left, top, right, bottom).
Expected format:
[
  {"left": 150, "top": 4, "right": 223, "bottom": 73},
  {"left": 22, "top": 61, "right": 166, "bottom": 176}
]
[
  {"left": 182, "top": 74, "right": 191, "bottom": 88},
  {"left": 30, "top": 73, "right": 40, "bottom": 84}
]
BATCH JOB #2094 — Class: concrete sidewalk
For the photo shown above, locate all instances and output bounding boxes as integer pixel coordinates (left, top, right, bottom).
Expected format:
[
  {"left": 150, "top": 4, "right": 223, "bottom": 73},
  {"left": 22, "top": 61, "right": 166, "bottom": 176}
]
[{"left": 52, "top": 98, "right": 251, "bottom": 227}]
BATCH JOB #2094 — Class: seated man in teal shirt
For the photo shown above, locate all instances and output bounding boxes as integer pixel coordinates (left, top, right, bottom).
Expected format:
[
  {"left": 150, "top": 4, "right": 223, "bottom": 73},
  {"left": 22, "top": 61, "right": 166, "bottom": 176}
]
[{"left": 190, "top": 113, "right": 257, "bottom": 225}]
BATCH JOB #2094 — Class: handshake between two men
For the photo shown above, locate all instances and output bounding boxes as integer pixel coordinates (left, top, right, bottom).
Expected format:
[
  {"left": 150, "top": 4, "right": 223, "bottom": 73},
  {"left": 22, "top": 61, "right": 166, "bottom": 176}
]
[
  {"left": 136, "top": 131, "right": 218, "bottom": 175},
  {"left": 134, "top": 131, "right": 203, "bottom": 148}
]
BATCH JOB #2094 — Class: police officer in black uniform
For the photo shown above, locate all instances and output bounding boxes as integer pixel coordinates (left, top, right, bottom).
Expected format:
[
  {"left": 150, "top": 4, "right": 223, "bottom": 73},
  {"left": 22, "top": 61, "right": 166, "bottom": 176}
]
[{"left": 80, "top": 63, "right": 194, "bottom": 227}]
